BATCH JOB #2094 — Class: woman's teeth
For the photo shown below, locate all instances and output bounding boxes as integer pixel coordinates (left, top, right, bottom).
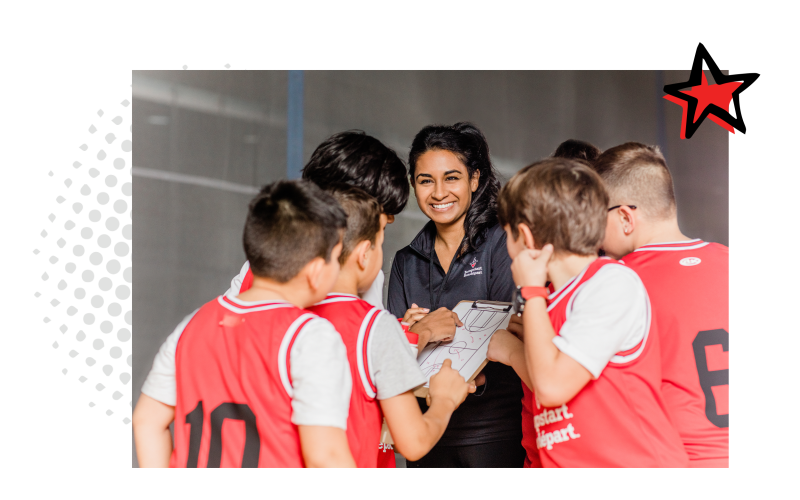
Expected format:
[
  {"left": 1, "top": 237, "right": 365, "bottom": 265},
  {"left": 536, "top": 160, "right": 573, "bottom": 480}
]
[{"left": 432, "top": 202, "right": 454, "bottom": 209}]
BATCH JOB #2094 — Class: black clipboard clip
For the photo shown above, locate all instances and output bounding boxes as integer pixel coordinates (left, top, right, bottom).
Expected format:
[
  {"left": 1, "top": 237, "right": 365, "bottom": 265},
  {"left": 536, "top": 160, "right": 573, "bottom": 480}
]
[{"left": 471, "top": 300, "right": 512, "bottom": 312}]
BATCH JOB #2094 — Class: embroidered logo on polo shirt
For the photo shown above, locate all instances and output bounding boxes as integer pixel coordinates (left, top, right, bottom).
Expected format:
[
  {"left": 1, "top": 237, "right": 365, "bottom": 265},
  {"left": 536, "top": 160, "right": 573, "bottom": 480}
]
[
  {"left": 679, "top": 257, "right": 701, "bottom": 266},
  {"left": 464, "top": 257, "right": 482, "bottom": 277}
]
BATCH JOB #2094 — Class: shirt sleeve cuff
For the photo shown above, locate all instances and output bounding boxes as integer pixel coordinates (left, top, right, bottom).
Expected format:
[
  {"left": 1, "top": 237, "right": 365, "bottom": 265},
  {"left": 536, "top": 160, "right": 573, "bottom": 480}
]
[{"left": 552, "top": 336, "right": 605, "bottom": 379}]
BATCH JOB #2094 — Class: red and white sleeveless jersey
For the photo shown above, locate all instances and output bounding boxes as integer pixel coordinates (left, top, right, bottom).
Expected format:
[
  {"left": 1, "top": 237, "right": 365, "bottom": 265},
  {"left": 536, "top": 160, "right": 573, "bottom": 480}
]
[
  {"left": 521, "top": 258, "right": 688, "bottom": 468},
  {"left": 308, "top": 294, "right": 390, "bottom": 468},
  {"left": 621, "top": 239, "right": 729, "bottom": 466},
  {"left": 170, "top": 295, "right": 315, "bottom": 468}
]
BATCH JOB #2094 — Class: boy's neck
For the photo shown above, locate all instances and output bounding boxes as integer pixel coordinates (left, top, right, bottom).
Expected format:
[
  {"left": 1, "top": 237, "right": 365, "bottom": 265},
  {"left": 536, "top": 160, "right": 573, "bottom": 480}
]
[
  {"left": 635, "top": 216, "right": 691, "bottom": 248},
  {"left": 547, "top": 252, "right": 599, "bottom": 291},
  {"left": 330, "top": 265, "right": 361, "bottom": 297},
  {"left": 238, "top": 276, "right": 311, "bottom": 309}
]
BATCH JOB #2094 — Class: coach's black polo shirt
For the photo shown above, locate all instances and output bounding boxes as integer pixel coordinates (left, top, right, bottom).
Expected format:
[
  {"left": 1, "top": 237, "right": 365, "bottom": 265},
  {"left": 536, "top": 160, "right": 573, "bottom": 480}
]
[{"left": 388, "top": 221, "right": 523, "bottom": 447}]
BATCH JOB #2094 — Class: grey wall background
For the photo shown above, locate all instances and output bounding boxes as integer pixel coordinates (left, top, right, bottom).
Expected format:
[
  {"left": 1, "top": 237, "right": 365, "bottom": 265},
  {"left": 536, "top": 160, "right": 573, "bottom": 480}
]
[{"left": 132, "top": 70, "right": 728, "bottom": 466}]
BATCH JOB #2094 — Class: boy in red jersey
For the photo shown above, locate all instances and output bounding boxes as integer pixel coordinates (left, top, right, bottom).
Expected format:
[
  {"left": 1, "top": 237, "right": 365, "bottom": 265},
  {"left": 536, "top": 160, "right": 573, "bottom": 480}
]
[
  {"left": 133, "top": 180, "right": 356, "bottom": 468},
  {"left": 308, "top": 185, "right": 475, "bottom": 467},
  {"left": 488, "top": 158, "right": 688, "bottom": 467},
  {"left": 593, "top": 143, "right": 729, "bottom": 467}
]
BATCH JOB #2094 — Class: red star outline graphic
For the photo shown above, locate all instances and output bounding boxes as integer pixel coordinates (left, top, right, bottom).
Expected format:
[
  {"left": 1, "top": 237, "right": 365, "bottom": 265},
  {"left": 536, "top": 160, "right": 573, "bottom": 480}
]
[{"left": 663, "top": 43, "right": 759, "bottom": 139}]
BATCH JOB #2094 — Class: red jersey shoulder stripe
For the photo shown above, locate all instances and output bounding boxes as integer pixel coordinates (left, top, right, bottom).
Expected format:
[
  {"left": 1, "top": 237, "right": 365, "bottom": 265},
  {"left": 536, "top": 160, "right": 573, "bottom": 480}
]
[
  {"left": 316, "top": 293, "right": 359, "bottom": 305},
  {"left": 634, "top": 239, "right": 709, "bottom": 252},
  {"left": 218, "top": 295, "right": 294, "bottom": 313},
  {"left": 356, "top": 307, "right": 382, "bottom": 399},
  {"left": 278, "top": 314, "right": 318, "bottom": 397}
]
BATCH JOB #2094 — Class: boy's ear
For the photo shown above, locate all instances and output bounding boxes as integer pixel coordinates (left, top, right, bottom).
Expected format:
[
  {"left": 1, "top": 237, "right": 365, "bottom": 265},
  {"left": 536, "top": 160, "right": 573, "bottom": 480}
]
[
  {"left": 517, "top": 223, "right": 536, "bottom": 250},
  {"left": 470, "top": 170, "right": 481, "bottom": 193},
  {"left": 304, "top": 256, "right": 326, "bottom": 292},
  {"left": 354, "top": 239, "right": 373, "bottom": 271},
  {"left": 619, "top": 206, "right": 637, "bottom": 235}
]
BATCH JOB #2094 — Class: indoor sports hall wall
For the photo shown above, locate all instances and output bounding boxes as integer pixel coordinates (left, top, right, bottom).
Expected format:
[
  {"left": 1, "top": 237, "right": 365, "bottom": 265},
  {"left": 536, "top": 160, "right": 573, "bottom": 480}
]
[{"left": 131, "top": 70, "right": 728, "bottom": 466}]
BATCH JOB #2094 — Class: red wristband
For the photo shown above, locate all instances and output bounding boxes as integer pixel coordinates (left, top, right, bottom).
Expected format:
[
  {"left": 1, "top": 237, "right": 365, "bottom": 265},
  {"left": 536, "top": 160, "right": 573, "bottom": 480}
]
[{"left": 520, "top": 286, "right": 549, "bottom": 301}]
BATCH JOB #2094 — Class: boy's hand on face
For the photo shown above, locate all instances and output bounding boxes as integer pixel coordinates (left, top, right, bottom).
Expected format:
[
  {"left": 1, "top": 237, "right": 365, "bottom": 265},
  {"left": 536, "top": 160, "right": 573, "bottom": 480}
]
[
  {"left": 487, "top": 329, "right": 524, "bottom": 366},
  {"left": 511, "top": 243, "right": 554, "bottom": 287},
  {"left": 507, "top": 313, "right": 524, "bottom": 340},
  {"left": 428, "top": 359, "right": 475, "bottom": 411},
  {"left": 410, "top": 307, "right": 463, "bottom": 343}
]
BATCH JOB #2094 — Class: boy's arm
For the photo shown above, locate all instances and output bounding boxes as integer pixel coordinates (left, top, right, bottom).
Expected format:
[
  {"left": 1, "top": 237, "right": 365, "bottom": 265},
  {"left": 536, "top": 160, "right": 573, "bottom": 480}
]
[
  {"left": 298, "top": 426, "right": 355, "bottom": 468},
  {"left": 512, "top": 245, "right": 593, "bottom": 407},
  {"left": 132, "top": 393, "right": 175, "bottom": 468},
  {"left": 379, "top": 359, "right": 474, "bottom": 461},
  {"left": 486, "top": 329, "right": 533, "bottom": 390}
]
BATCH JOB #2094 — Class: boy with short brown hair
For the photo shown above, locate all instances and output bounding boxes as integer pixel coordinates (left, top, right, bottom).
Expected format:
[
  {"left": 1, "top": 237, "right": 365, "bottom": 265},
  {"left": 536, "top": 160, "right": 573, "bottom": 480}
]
[
  {"left": 593, "top": 142, "right": 729, "bottom": 467},
  {"left": 488, "top": 157, "right": 687, "bottom": 467},
  {"left": 308, "top": 185, "right": 475, "bottom": 467}
]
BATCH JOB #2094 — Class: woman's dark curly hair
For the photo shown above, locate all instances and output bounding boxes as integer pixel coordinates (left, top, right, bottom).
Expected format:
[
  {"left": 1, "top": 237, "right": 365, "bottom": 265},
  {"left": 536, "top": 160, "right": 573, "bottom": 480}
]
[{"left": 408, "top": 122, "right": 501, "bottom": 258}]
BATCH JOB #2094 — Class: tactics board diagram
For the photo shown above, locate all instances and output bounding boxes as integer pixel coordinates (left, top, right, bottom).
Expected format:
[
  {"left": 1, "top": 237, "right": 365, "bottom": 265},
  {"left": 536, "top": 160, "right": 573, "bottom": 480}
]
[{"left": 416, "top": 300, "right": 512, "bottom": 388}]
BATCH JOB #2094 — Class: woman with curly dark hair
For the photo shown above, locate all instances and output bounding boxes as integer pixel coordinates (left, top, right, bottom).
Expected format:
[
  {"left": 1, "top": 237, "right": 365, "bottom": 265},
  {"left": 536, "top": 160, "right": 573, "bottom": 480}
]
[{"left": 387, "top": 122, "right": 524, "bottom": 467}]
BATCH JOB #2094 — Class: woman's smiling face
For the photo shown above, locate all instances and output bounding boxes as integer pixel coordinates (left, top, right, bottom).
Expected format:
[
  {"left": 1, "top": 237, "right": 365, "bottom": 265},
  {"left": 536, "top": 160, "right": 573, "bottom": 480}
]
[{"left": 413, "top": 149, "right": 479, "bottom": 226}]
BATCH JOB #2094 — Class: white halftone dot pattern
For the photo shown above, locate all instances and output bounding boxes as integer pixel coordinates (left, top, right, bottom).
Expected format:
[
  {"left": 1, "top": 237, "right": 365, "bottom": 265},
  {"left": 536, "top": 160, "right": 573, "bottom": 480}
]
[
  {"left": 114, "top": 285, "right": 131, "bottom": 300},
  {"left": 114, "top": 241, "right": 131, "bottom": 259},
  {"left": 95, "top": 191, "right": 111, "bottom": 207},
  {"left": 97, "top": 276, "right": 114, "bottom": 292},
  {"left": 117, "top": 326, "right": 131, "bottom": 344},
  {"left": 34, "top": 98, "right": 132, "bottom": 425},
  {"left": 106, "top": 302, "right": 122, "bottom": 318},
  {"left": 103, "top": 215, "right": 120, "bottom": 233},
  {"left": 114, "top": 198, "right": 128, "bottom": 215},
  {"left": 98, "top": 319, "right": 114, "bottom": 335},
  {"left": 89, "top": 293, "right": 106, "bottom": 309},
  {"left": 97, "top": 234, "right": 114, "bottom": 250},
  {"left": 89, "top": 250, "right": 103, "bottom": 266},
  {"left": 81, "top": 269, "right": 94, "bottom": 283},
  {"left": 108, "top": 345, "right": 122, "bottom": 359}
]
